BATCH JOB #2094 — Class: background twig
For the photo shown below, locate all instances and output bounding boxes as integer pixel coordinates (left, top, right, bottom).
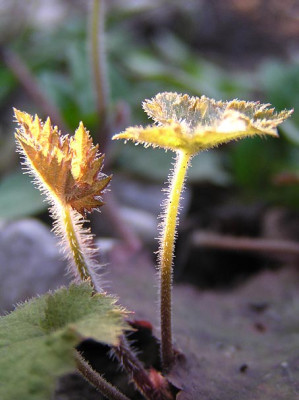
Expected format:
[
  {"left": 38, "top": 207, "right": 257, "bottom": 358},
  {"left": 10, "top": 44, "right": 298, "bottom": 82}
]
[
  {"left": 89, "top": 0, "right": 111, "bottom": 151},
  {"left": 192, "top": 231, "right": 299, "bottom": 255},
  {"left": 1, "top": 47, "right": 67, "bottom": 132}
]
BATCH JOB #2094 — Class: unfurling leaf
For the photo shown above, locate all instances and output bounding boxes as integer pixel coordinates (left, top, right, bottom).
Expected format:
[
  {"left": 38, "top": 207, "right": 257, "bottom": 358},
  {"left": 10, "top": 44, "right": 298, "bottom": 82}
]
[
  {"left": 14, "top": 109, "right": 111, "bottom": 214},
  {"left": 0, "top": 284, "right": 128, "bottom": 400},
  {"left": 113, "top": 92, "right": 293, "bottom": 155}
]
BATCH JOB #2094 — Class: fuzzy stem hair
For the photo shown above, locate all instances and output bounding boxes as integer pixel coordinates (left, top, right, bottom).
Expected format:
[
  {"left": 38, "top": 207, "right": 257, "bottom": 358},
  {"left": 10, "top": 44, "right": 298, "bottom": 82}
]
[
  {"left": 52, "top": 201, "right": 102, "bottom": 293},
  {"left": 158, "top": 150, "right": 191, "bottom": 371},
  {"left": 113, "top": 336, "right": 168, "bottom": 400},
  {"left": 15, "top": 137, "right": 103, "bottom": 292}
]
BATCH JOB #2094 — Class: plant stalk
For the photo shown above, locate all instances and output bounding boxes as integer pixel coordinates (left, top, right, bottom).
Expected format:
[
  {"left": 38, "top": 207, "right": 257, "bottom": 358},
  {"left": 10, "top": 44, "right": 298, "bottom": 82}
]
[
  {"left": 89, "top": 0, "right": 142, "bottom": 252},
  {"left": 114, "top": 336, "right": 171, "bottom": 400},
  {"left": 57, "top": 203, "right": 100, "bottom": 293},
  {"left": 159, "top": 150, "right": 191, "bottom": 371},
  {"left": 90, "top": 0, "right": 111, "bottom": 151},
  {"left": 75, "top": 351, "right": 130, "bottom": 400}
]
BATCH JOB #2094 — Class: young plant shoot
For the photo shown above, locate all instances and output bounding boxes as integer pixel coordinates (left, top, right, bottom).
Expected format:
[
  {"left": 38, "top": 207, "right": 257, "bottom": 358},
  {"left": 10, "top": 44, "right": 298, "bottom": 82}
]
[
  {"left": 13, "top": 110, "right": 175, "bottom": 400},
  {"left": 113, "top": 92, "right": 293, "bottom": 371},
  {"left": 14, "top": 109, "right": 111, "bottom": 293}
]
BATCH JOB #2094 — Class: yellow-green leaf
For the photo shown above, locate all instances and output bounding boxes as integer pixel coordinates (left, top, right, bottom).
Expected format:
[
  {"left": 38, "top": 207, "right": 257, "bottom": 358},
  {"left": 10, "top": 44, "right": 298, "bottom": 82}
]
[{"left": 113, "top": 92, "right": 293, "bottom": 155}]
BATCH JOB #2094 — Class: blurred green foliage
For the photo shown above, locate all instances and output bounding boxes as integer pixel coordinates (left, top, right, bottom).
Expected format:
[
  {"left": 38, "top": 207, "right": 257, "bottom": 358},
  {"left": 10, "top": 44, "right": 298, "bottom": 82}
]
[
  {"left": 0, "top": 3, "right": 298, "bottom": 219},
  {"left": 0, "top": 172, "right": 45, "bottom": 220},
  {"left": 115, "top": 142, "right": 231, "bottom": 185}
]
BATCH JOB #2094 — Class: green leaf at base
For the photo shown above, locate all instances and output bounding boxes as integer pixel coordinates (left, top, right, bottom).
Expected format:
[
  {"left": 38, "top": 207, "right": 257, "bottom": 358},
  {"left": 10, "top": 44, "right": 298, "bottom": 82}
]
[{"left": 0, "top": 284, "right": 127, "bottom": 400}]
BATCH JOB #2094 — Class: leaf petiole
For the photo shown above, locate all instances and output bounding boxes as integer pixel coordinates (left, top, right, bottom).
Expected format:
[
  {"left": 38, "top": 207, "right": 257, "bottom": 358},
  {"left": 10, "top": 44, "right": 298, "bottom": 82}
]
[
  {"left": 159, "top": 150, "right": 191, "bottom": 370},
  {"left": 54, "top": 202, "right": 102, "bottom": 293}
]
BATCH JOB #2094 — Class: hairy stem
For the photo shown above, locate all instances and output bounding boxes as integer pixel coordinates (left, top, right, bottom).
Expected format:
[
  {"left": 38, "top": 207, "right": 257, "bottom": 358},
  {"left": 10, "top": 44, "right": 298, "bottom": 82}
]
[
  {"left": 56, "top": 203, "right": 101, "bottom": 293},
  {"left": 75, "top": 351, "right": 130, "bottom": 400},
  {"left": 159, "top": 150, "right": 191, "bottom": 371},
  {"left": 114, "top": 336, "right": 169, "bottom": 400}
]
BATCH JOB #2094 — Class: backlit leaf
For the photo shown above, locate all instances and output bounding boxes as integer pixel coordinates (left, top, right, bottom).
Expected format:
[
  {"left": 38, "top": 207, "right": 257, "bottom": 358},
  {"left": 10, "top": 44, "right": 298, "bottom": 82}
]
[
  {"left": 113, "top": 92, "right": 293, "bottom": 155},
  {"left": 14, "top": 109, "right": 111, "bottom": 214}
]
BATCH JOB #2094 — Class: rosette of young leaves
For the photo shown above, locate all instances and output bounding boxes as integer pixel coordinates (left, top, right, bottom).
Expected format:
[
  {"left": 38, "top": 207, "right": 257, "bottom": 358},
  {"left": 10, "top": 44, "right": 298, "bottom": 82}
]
[{"left": 0, "top": 284, "right": 127, "bottom": 400}]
